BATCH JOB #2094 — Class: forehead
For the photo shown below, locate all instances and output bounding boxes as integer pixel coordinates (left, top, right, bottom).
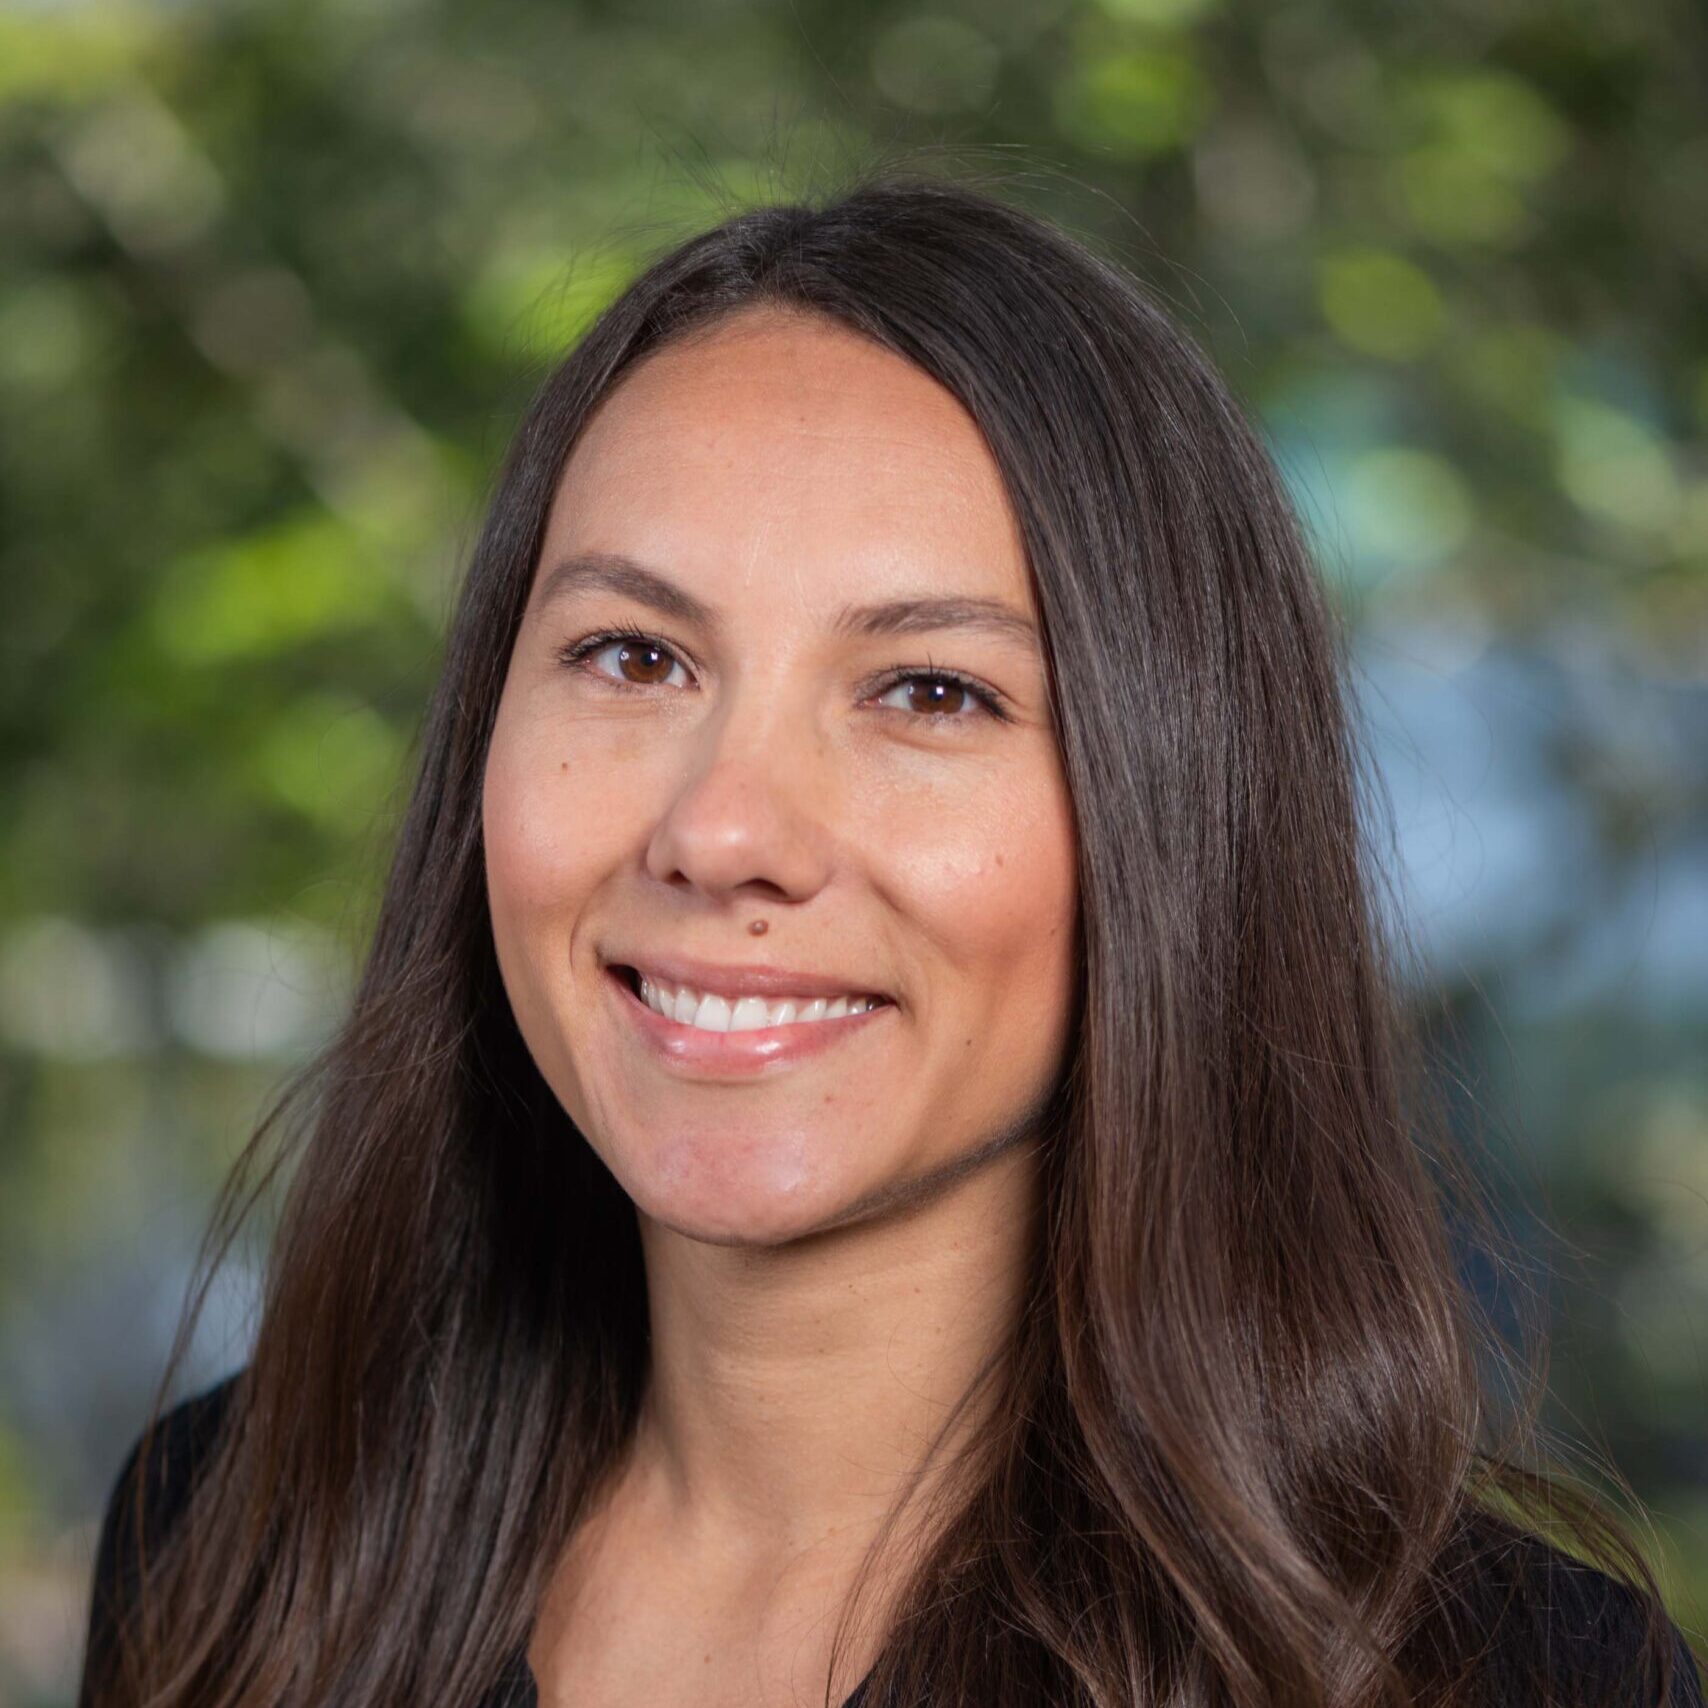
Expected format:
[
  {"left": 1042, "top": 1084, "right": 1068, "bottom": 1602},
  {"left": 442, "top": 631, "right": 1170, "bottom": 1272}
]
[{"left": 541, "top": 310, "right": 1031, "bottom": 611}]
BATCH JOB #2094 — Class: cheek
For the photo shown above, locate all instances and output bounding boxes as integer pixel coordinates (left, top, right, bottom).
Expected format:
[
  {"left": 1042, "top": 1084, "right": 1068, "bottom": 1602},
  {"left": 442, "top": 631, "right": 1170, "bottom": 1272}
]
[
  {"left": 482, "top": 713, "right": 634, "bottom": 926},
  {"left": 481, "top": 708, "right": 637, "bottom": 1108},
  {"left": 484, "top": 760, "right": 578, "bottom": 924},
  {"left": 885, "top": 763, "right": 1078, "bottom": 1158},
  {"left": 898, "top": 769, "right": 1079, "bottom": 1000}
]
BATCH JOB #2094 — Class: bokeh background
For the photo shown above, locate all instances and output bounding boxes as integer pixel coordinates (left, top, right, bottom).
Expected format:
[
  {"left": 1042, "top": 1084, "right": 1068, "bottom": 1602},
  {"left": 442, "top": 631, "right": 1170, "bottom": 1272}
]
[{"left": 3, "top": 0, "right": 1706, "bottom": 1701}]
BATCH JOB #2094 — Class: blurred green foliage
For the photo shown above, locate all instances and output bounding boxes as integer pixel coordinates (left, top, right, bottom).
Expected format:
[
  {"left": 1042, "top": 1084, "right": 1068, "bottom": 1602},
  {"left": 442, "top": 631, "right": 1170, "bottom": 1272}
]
[{"left": 2, "top": 0, "right": 1705, "bottom": 1700}]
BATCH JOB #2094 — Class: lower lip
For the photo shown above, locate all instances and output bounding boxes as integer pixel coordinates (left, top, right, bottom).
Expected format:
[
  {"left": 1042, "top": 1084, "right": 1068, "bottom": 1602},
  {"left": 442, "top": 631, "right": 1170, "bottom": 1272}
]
[{"left": 605, "top": 965, "right": 895, "bottom": 1077}]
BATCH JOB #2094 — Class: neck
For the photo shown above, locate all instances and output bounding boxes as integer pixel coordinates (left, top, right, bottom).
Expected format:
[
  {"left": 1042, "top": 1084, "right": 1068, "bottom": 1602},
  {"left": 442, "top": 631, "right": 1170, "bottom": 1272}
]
[{"left": 627, "top": 1142, "right": 1041, "bottom": 1564}]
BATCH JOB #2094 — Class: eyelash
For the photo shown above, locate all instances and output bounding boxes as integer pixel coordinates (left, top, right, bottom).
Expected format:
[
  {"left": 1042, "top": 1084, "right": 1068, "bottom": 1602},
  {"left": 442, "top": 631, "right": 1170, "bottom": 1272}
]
[{"left": 553, "top": 626, "right": 1012, "bottom": 725}]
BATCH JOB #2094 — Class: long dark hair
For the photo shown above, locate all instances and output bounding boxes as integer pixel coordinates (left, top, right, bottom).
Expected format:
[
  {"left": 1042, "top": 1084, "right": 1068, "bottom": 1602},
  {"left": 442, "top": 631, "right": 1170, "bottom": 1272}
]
[{"left": 91, "top": 166, "right": 1691, "bottom": 1707}]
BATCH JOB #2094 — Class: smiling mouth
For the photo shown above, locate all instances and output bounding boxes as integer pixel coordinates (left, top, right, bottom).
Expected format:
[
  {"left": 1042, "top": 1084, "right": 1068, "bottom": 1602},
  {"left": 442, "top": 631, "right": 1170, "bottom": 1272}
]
[{"left": 611, "top": 965, "right": 895, "bottom": 1030}]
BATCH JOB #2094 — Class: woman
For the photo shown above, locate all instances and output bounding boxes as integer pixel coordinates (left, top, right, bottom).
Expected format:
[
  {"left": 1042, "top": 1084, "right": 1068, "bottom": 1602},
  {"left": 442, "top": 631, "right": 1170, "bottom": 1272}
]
[{"left": 78, "top": 172, "right": 1702, "bottom": 1707}]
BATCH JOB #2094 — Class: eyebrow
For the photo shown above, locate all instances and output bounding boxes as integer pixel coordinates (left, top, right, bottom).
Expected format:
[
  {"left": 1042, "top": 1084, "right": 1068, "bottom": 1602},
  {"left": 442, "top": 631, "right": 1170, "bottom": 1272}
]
[{"left": 532, "top": 550, "right": 1040, "bottom": 650}]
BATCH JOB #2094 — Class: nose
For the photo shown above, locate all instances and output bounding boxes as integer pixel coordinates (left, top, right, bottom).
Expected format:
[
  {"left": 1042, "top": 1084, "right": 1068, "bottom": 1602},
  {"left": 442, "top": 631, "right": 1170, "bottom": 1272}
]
[{"left": 641, "top": 683, "right": 835, "bottom": 906}]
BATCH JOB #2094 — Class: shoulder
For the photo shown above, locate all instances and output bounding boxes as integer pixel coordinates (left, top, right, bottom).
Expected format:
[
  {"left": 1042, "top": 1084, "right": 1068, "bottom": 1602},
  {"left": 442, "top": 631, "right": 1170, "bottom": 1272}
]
[
  {"left": 90, "top": 1368, "right": 244, "bottom": 1571},
  {"left": 79, "top": 1368, "right": 245, "bottom": 1705},
  {"left": 1445, "top": 1510, "right": 1704, "bottom": 1707}
]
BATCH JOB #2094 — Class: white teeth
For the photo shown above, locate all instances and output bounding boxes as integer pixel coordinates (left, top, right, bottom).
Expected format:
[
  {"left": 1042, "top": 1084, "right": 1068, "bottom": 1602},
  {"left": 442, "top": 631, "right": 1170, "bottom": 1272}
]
[{"left": 635, "top": 974, "right": 885, "bottom": 1033}]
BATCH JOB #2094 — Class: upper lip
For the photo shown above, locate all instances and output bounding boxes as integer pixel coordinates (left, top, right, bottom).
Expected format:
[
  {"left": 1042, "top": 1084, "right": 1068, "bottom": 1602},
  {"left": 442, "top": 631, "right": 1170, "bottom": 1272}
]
[{"left": 605, "top": 950, "right": 892, "bottom": 1004}]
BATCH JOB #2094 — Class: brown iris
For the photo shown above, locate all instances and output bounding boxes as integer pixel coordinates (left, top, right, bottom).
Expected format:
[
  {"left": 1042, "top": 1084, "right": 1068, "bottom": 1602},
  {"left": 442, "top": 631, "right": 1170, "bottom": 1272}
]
[
  {"left": 901, "top": 678, "right": 968, "bottom": 716},
  {"left": 613, "top": 640, "right": 675, "bottom": 685}
]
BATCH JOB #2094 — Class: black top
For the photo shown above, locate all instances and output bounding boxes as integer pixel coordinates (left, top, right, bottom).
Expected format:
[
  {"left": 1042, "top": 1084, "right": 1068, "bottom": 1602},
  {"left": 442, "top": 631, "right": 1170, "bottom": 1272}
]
[{"left": 79, "top": 1372, "right": 1704, "bottom": 1707}]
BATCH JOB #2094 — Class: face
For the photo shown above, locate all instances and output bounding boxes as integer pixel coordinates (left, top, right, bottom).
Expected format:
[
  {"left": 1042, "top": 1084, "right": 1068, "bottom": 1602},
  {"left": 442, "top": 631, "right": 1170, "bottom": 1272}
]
[{"left": 482, "top": 307, "right": 1079, "bottom": 1246}]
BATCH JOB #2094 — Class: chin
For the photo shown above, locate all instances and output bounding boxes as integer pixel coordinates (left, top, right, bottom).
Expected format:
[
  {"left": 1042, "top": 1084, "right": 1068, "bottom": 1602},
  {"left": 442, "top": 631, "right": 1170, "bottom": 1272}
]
[
  {"left": 636, "top": 1192, "right": 852, "bottom": 1249},
  {"left": 622, "top": 1129, "right": 863, "bottom": 1247}
]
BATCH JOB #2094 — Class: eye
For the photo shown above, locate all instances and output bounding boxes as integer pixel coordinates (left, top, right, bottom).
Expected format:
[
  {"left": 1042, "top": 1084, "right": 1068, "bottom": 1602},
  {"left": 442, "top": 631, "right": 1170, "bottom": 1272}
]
[
  {"left": 868, "top": 669, "right": 1007, "bottom": 723},
  {"left": 556, "top": 628, "right": 692, "bottom": 691}
]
